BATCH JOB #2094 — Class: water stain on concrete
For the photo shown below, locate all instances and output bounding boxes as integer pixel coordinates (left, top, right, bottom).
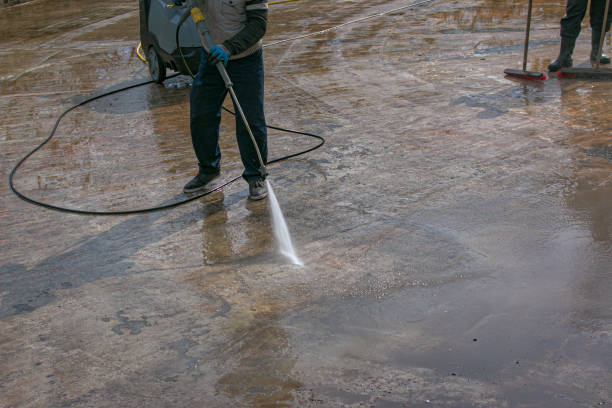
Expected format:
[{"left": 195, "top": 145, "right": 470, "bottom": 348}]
[{"left": 1, "top": 0, "right": 611, "bottom": 407}]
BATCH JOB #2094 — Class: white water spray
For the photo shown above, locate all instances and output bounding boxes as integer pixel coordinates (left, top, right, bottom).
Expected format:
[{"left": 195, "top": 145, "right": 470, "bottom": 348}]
[{"left": 266, "top": 180, "right": 303, "bottom": 266}]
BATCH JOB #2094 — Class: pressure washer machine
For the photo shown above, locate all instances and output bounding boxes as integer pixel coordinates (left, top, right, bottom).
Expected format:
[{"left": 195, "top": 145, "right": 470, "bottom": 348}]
[{"left": 139, "top": 0, "right": 202, "bottom": 82}]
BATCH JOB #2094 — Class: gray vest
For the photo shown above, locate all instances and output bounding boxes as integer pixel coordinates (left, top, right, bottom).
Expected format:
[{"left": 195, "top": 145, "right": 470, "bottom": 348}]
[{"left": 197, "top": 0, "right": 261, "bottom": 59}]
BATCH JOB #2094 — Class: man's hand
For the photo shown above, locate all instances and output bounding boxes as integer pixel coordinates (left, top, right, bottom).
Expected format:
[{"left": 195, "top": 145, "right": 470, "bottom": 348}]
[{"left": 207, "top": 45, "right": 231, "bottom": 66}]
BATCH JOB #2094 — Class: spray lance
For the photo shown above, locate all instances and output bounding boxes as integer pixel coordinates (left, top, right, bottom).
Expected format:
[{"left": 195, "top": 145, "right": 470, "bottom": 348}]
[{"left": 173, "top": 0, "right": 268, "bottom": 180}]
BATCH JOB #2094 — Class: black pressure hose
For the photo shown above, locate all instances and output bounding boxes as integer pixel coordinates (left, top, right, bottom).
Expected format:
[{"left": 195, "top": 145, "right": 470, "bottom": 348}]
[{"left": 8, "top": 78, "right": 324, "bottom": 216}]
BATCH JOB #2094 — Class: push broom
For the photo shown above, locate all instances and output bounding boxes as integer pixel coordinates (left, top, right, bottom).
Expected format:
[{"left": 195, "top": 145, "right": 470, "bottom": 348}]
[{"left": 504, "top": 0, "right": 547, "bottom": 80}]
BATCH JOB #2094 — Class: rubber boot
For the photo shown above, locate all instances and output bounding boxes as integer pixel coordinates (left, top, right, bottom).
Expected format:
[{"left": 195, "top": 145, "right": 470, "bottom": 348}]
[
  {"left": 548, "top": 36, "right": 576, "bottom": 71},
  {"left": 590, "top": 31, "right": 611, "bottom": 64}
]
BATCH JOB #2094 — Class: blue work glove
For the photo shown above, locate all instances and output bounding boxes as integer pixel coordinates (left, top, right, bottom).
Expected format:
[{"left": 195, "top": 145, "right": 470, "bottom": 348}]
[{"left": 207, "top": 45, "right": 230, "bottom": 66}]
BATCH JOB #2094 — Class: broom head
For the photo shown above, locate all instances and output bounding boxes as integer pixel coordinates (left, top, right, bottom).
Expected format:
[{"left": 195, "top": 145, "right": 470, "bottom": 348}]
[{"left": 504, "top": 69, "right": 547, "bottom": 80}]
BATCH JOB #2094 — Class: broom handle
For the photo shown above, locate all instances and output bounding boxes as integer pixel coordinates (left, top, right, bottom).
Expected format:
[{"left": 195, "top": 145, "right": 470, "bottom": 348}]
[
  {"left": 523, "top": 0, "right": 534, "bottom": 72},
  {"left": 596, "top": 0, "right": 611, "bottom": 71}
]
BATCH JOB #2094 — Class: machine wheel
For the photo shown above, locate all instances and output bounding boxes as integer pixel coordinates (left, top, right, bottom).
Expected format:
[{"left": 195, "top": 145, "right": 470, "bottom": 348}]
[{"left": 148, "top": 46, "right": 166, "bottom": 83}]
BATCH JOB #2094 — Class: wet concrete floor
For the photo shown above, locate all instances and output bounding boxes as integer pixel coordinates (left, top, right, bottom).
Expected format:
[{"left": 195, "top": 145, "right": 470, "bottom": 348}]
[{"left": 1, "top": 0, "right": 611, "bottom": 406}]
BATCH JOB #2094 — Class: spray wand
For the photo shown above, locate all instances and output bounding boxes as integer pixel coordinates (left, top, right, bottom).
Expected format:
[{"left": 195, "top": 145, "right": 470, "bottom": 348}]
[{"left": 174, "top": 0, "right": 268, "bottom": 179}]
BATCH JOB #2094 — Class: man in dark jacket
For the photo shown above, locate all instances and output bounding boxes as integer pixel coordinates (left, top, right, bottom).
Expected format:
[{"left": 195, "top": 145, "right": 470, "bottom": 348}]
[
  {"left": 549, "top": 0, "right": 612, "bottom": 71},
  {"left": 184, "top": 0, "right": 269, "bottom": 200}
]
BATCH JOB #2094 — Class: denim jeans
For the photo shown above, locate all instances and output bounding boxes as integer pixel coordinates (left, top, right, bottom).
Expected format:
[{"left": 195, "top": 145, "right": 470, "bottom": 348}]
[{"left": 189, "top": 48, "right": 267, "bottom": 181}]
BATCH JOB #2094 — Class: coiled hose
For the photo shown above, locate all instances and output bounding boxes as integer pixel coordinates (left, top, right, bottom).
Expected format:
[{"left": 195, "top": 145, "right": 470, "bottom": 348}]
[
  {"left": 9, "top": 2, "right": 324, "bottom": 216},
  {"left": 8, "top": 77, "right": 324, "bottom": 215}
]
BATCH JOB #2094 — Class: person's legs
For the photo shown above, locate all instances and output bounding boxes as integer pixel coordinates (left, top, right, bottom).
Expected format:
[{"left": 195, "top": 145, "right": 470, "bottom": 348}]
[
  {"left": 589, "top": 0, "right": 612, "bottom": 32},
  {"left": 185, "top": 51, "right": 229, "bottom": 193},
  {"left": 589, "top": 0, "right": 611, "bottom": 63},
  {"left": 561, "top": 0, "right": 589, "bottom": 38},
  {"left": 190, "top": 51, "right": 228, "bottom": 176},
  {"left": 226, "top": 49, "right": 268, "bottom": 184},
  {"left": 550, "top": 0, "right": 588, "bottom": 70}
]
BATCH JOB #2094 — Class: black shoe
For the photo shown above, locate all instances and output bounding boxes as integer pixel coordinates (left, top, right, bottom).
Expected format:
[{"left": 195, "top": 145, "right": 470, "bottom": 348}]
[
  {"left": 183, "top": 171, "right": 219, "bottom": 193},
  {"left": 248, "top": 178, "right": 267, "bottom": 201},
  {"left": 549, "top": 36, "right": 576, "bottom": 71},
  {"left": 591, "top": 31, "right": 611, "bottom": 64}
]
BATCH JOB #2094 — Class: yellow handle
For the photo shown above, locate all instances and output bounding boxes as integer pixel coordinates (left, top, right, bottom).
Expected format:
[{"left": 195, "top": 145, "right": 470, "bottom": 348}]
[{"left": 190, "top": 7, "right": 205, "bottom": 23}]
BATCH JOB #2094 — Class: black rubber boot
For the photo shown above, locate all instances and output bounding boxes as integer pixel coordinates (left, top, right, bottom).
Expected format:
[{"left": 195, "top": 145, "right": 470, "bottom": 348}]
[
  {"left": 590, "top": 31, "right": 611, "bottom": 64},
  {"left": 549, "top": 36, "right": 576, "bottom": 71}
]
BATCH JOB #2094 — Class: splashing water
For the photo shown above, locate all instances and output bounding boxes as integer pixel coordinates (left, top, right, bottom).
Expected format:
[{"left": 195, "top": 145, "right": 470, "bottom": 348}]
[{"left": 266, "top": 180, "right": 303, "bottom": 266}]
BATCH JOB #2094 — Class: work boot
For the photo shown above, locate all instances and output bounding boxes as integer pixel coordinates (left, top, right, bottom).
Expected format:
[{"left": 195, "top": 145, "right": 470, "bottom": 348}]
[
  {"left": 247, "top": 178, "right": 267, "bottom": 201},
  {"left": 548, "top": 36, "right": 576, "bottom": 71},
  {"left": 183, "top": 171, "right": 219, "bottom": 193},
  {"left": 590, "top": 31, "right": 611, "bottom": 64}
]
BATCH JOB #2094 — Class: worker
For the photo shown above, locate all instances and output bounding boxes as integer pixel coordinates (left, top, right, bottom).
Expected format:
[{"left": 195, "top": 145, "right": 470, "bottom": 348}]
[
  {"left": 549, "top": 0, "right": 612, "bottom": 71},
  {"left": 184, "top": 0, "right": 269, "bottom": 200}
]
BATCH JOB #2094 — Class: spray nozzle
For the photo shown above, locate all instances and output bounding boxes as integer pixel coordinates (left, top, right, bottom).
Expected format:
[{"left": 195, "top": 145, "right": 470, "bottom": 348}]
[{"left": 259, "top": 166, "right": 268, "bottom": 179}]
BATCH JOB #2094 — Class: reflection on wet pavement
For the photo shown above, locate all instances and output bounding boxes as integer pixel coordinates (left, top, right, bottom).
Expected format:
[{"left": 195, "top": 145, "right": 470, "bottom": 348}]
[{"left": 1, "top": 0, "right": 611, "bottom": 407}]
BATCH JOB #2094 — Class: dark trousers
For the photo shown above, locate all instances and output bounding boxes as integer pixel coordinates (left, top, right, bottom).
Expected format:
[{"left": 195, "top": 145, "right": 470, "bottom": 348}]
[
  {"left": 561, "top": 0, "right": 612, "bottom": 38},
  {"left": 189, "top": 48, "right": 267, "bottom": 181}
]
